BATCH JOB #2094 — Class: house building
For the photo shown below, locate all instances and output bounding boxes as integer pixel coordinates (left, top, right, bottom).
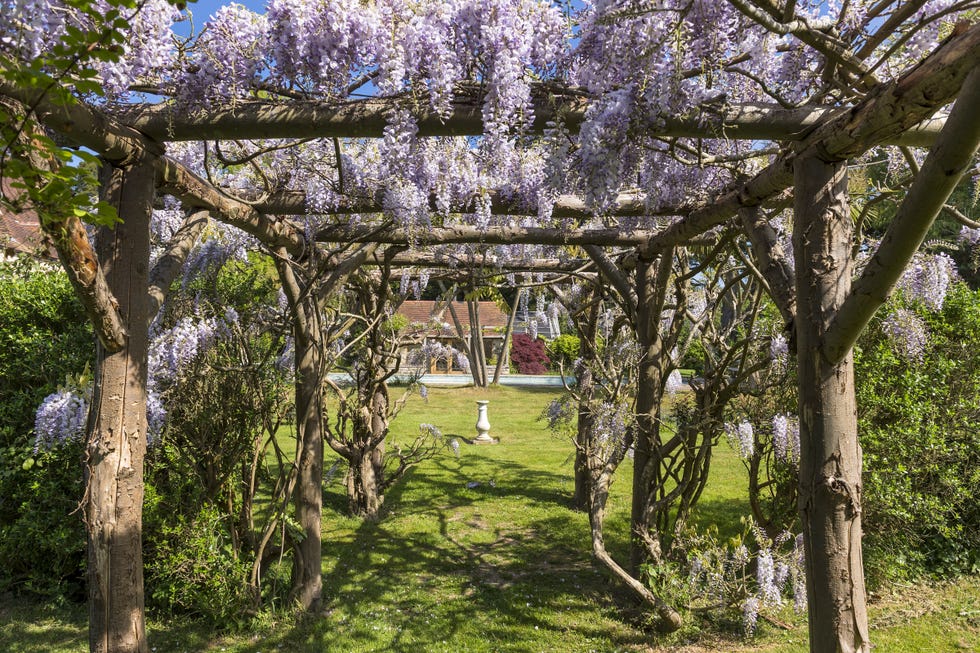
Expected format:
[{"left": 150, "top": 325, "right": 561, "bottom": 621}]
[
  {"left": 396, "top": 300, "right": 512, "bottom": 374},
  {"left": 1, "top": 178, "right": 49, "bottom": 260}
]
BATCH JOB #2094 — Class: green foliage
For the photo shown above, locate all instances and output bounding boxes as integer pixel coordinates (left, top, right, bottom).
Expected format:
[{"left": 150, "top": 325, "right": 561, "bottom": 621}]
[
  {"left": 145, "top": 504, "right": 255, "bottom": 626},
  {"left": 144, "top": 257, "right": 292, "bottom": 625},
  {"left": 0, "top": 257, "right": 91, "bottom": 597},
  {"left": 2, "top": 0, "right": 189, "bottom": 230},
  {"left": 546, "top": 334, "right": 579, "bottom": 369},
  {"left": 384, "top": 312, "right": 409, "bottom": 334},
  {"left": 0, "top": 257, "right": 92, "bottom": 444},
  {"left": 680, "top": 337, "right": 707, "bottom": 375},
  {"left": 855, "top": 283, "right": 980, "bottom": 584}
]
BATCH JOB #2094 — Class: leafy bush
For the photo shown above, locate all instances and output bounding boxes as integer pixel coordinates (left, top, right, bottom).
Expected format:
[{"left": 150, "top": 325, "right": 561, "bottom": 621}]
[
  {"left": 680, "top": 337, "right": 707, "bottom": 375},
  {"left": 0, "top": 257, "right": 91, "bottom": 597},
  {"left": 145, "top": 503, "right": 255, "bottom": 625},
  {"left": 510, "top": 333, "right": 550, "bottom": 374},
  {"left": 731, "top": 283, "right": 980, "bottom": 586},
  {"left": 143, "top": 258, "right": 293, "bottom": 624},
  {"left": 855, "top": 283, "right": 980, "bottom": 583},
  {"left": 546, "top": 334, "right": 579, "bottom": 369}
]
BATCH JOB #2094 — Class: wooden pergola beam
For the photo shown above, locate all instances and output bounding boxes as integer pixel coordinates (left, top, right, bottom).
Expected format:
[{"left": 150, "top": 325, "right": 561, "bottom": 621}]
[
  {"left": 314, "top": 222, "right": 662, "bottom": 248},
  {"left": 115, "top": 91, "right": 946, "bottom": 146},
  {"left": 369, "top": 249, "right": 594, "bottom": 273},
  {"left": 249, "top": 189, "right": 666, "bottom": 219}
]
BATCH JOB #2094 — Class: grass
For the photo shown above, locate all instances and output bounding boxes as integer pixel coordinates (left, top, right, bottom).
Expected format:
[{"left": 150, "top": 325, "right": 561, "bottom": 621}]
[{"left": 1, "top": 386, "right": 978, "bottom": 652}]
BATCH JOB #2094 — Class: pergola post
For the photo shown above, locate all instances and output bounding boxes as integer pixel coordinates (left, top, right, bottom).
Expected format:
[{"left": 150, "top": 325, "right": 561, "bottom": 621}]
[
  {"left": 793, "top": 156, "right": 870, "bottom": 653},
  {"left": 86, "top": 157, "right": 156, "bottom": 653}
]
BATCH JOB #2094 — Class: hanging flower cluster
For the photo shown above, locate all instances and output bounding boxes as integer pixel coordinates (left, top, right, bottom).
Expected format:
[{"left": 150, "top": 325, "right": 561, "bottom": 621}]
[
  {"left": 686, "top": 524, "right": 807, "bottom": 638},
  {"left": 33, "top": 387, "right": 89, "bottom": 452},
  {"left": 725, "top": 419, "right": 755, "bottom": 459}
]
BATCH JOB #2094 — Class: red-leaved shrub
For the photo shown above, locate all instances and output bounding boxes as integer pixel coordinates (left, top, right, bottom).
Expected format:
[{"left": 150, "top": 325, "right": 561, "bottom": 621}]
[{"left": 510, "top": 333, "right": 550, "bottom": 374}]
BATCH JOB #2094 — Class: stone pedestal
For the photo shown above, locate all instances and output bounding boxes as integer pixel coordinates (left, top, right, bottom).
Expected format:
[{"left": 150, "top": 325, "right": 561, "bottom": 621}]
[{"left": 474, "top": 400, "right": 494, "bottom": 444}]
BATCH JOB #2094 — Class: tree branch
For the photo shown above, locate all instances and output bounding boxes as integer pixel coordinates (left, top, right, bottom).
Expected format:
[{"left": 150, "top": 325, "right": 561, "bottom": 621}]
[
  {"left": 738, "top": 206, "right": 796, "bottom": 329},
  {"left": 823, "top": 66, "right": 980, "bottom": 365},
  {"left": 584, "top": 244, "right": 636, "bottom": 317},
  {"left": 42, "top": 213, "right": 128, "bottom": 352},
  {"left": 147, "top": 209, "right": 210, "bottom": 321},
  {"left": 642, "top": 22, "right": 980, "bottom": 256},
  {"left": 155, "top": 156, "right": 307, "bottom": 258}
]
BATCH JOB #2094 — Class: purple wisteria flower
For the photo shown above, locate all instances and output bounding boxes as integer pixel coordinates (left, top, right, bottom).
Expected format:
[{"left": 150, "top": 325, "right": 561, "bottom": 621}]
[
  {"left": 725, "top": 420, "right": 754, "bottom": 459},
  {"left": 881, "top": 308, "right": 929, "bottom": 363},
  {"left": 419, "top": 423, "right": 442, "bottom": 438},
  {"left": 772, "top": 413, "right": 800, "bottom": 466},
  {"left": 897, "top": 252, "right": 957, "bottom": 312},
  {"left": 757, "top": 549, "right": 780, "bottom": 605},
  {"left": 146, "top": 391, "right": 166, "bottom": 447},
  {"left": 545, "top": 398, "right": 572, "bottom": 429},
  {"left": 959, "top": 226, "right": 980, "bottom": 247},
  {"left": 742, "top": 596, "right": 760, "bottom": 636},
  {"left": 770, "top": 333, "right": 789, "bottom": 369},
  {"left": 33, "top": 388, "right": 88, "bottom": 452}
]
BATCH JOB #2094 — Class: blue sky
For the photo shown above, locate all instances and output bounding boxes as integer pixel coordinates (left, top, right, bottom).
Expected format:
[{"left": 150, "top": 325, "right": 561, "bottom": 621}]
[{"left": 173, "top": 0, "right": 266, "bottom": 37}]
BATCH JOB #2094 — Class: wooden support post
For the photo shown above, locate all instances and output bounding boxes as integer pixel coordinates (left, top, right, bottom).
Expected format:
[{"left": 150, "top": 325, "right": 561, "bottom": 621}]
[
  {"left": 87, "top": 158, "right": 155, "bottom": 653},
  {"left": 793, "top": 156, "right": 870, "bottom": 653}
]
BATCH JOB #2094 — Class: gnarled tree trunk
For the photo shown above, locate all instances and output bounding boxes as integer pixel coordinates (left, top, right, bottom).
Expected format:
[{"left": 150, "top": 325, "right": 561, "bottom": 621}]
[
  {"left": 273, "top": 255, "right": 325, "bottom": 612},
  {"left": 572, "top": 294, "right": 600, "bottom": 511},
  {"left": 630, "top": 252, "right": 671, "bottom": 571},
  {"left": 345, "top": 384, "right": 389, "bottom": 521},
  {"left": 793, "top": 157, "right": 869, "bottom": 653},
  {"left": 86, "top": 159, "right": 154, "bottom": 653}
]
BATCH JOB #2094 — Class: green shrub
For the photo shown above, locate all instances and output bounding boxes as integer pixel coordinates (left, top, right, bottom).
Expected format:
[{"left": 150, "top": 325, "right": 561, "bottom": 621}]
[
  {"left": 143, "top": 258, "right": 292, "bottom": 625},
  {"left": 0, "top": 257, "right": 91, "bottom": 597},
  {"left": 145, "top": 503, "right": 255, "bottom": 625},
  {"left": 547, "top": 334, "right": 579, "bottom": 369},
  {"left": 855, "top": 283, "right": 980, "bottom": 584}
]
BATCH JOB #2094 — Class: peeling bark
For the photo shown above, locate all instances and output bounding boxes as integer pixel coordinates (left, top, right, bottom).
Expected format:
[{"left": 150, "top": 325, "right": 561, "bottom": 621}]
[
  {"left": 86, "top": 159, "right": 155, "bottom": 653},
  {"left": 45, "top": 213, "right": 129, "bottom": 353}
]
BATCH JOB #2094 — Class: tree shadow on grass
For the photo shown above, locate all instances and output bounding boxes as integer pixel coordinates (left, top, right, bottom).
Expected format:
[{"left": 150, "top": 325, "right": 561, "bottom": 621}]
[
  {"left": 0, "top": 621, "right": 85, "bottom": 652},
  {"left": 690, "top": 496, "right": 754, "bottom": 541},
  {"left": 228, "top": 455, "right": 652, "bottom": 653}
]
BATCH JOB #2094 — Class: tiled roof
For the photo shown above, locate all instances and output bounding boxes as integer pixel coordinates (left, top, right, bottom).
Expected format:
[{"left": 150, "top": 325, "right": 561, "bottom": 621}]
[
  {"left": 1, "top": 177, "right": 48, "bottom": 257},
  {"left": 397, "top": 300, "right": 510, "bottom": 330}
]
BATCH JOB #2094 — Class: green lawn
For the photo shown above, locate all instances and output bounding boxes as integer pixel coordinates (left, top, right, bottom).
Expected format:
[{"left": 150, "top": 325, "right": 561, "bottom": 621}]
[{"left": 1, "top": 385, "right": 977, "bottom": 652}]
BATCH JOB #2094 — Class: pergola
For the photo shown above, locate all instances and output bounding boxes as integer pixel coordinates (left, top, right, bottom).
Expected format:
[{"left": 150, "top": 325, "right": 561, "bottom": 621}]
[{"left": 2, "top": 14, "right": 979, "bottom": 653}]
